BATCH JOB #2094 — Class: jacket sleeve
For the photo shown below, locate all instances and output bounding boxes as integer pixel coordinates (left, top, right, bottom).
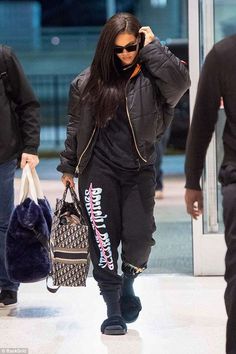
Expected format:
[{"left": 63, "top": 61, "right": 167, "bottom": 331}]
[
  {"left": 4, "top": 46, "right": 40, "bottom": 155},
  {"left": 57, "top": 80, "right": 80, "bottom": 175},
  {"left": 139, "top": 39, "right": 191, "bottom": 107},
  {"left": 184, "top": 47, "right": 221, "bottom": 190}
]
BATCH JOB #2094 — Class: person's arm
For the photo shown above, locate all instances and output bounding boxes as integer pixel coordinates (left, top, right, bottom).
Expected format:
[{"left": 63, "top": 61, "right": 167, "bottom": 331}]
[
  {"left": 184, "top": 46, "right": 221, "bottom": 218},
  {"left": 185, "top": 47, "right": 221, "bottom": 190},
  {"left": 4, "top": 47, "right": 40, "bottom": 166},
  {"left": 139, "top": 28, "right": 190, "bottom": 108},
  {"left": 57, "top": 79, "right": 81, "bottom": 187}
]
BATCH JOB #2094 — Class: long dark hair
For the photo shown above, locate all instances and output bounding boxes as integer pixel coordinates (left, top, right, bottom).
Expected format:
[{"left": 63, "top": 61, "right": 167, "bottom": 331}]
[{"left": 81, "top": 13, "right": 141, "bottom": 127}]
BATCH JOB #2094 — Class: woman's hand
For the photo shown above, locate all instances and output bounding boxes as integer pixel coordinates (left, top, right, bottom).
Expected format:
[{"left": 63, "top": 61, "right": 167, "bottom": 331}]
[
  {"left": 139, "top": 26, "right": 155, "bottom": 46},
  {"left": 61, "top": 173, "right": 75, "bottom": 189}
]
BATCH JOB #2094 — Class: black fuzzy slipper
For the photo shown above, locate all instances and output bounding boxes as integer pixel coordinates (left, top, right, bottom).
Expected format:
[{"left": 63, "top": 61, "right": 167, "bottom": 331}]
[
  {"left": 101, "top": 315, "right": 127, "bottom": 335},
  {"left": 120, "top": 295, "right": 142, "bottom": 323}
]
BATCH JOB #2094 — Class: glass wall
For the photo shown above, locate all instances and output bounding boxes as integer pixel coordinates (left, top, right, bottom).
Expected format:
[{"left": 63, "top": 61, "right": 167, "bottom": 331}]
[
  {"left": 0, "top": 0, "right": 189, "bottom": 152},
  {"left": 214, "top": 0, "right": 236, "bottom": 41}
]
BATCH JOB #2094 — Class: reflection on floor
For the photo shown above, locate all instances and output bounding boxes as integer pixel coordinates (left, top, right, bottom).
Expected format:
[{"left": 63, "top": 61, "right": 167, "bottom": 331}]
[
  {"left": 144, "top": 175, "right": 193, "bottom": 275},
  {"left": 0, "top": 275, "right": 226, "bottom": 354}
]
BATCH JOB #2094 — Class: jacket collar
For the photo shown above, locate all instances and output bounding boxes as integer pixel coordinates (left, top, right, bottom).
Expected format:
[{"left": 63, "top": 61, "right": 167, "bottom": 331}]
[{"left": 130, "top": 63, "right": 141, "bottom": 79}]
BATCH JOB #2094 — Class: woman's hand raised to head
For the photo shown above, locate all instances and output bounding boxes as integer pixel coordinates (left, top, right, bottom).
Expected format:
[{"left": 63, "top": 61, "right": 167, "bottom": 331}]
[
  {"left": 61, "top": 173, "right": 75, "bottom": 189},
  {"left": 139, "top": 26, "right": 155, "bottom": 47}
]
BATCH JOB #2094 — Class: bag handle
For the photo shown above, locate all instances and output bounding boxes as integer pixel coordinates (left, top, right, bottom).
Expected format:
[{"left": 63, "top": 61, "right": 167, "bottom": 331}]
[
  {"left": 46, "top": 273, "right": 60, "bottom": 293},
  {"left": 19, "top": 164, "right": 43, "bottom": 204},
  {"left": 31, "top": 167, "right": 44, "bottom": 199},
  {"left": 62, "top": 183, "right": 80, "bottom": 205},
  {"left": 59, "top": 184, "right": 85, "bottom": 222}
]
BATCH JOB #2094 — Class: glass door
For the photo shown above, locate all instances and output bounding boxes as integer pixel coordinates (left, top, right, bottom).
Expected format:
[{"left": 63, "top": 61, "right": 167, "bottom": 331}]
[{"left": 188, "top": 0, "right": 236, "bottom": 275}]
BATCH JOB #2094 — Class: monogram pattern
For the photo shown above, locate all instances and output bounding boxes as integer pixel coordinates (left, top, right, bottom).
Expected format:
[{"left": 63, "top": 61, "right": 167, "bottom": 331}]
[
  {"left": 50, "top": 188, "right": 89, "bottom": 287},
  {"left": 52, "top": 262, "right": 89, "bottom": 287}
]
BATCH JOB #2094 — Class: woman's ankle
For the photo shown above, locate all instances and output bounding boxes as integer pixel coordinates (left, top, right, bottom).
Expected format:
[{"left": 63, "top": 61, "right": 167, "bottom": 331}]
[
  {"left": 102, "top": 290, "right": 121, "bottom": 317},
  {"left": 121, "top": 274, "right": 135, "bottom": 297}
]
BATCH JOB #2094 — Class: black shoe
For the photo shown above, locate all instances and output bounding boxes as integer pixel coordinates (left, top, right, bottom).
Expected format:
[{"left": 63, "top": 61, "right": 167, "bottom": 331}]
[
  {"left": 120, "top": 273, "right": 142, "bottom": 323},
  {"left": 0, "top": 290, "right": 17, "bottom": 308},
  {"left": 120, "top": 295, "right": 142, "bottom": 323},
  {"left": 101, "top": 315, "right": 127, "bottom": 335}
]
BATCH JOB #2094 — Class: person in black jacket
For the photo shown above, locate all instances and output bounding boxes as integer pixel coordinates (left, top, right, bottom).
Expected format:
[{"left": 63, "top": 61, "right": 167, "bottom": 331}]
[
  {"left": 58, "top": 12, "right": 190, "bottom": 335},
  {"left": 0, "top": 45, "right": 40, "bottom": 308},
  {"left": 184, "top": 34, "right": 236, "bottom": 354}
]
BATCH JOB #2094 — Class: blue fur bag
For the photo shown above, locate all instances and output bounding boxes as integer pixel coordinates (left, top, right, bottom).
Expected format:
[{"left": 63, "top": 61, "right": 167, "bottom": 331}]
[{"left": 6, "top": 164, "right": 52, "bottom": 283}]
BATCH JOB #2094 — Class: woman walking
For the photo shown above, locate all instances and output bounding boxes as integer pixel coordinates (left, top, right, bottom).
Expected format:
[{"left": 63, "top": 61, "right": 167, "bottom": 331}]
[{"left": 58, "top": 12, "right": 190, "bottom": 335}]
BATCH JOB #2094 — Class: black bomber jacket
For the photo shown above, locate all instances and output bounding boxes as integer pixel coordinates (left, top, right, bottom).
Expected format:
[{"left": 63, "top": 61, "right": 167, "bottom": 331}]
[
  {"left": 0, "top": 45, "right": 40, "bottom": 164},
  {"left": 58, "top": 39, "right": 191, "bottom": 175}
]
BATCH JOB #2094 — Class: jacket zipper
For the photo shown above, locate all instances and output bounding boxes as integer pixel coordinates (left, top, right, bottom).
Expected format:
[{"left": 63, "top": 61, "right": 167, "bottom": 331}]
[
  {"left": 125, "top": 81, "right": 147, "bottom": 163},
  {"left": 76, "top": 72, "right": 147, "bottom": 173},
  {"left": 75, "top": 127, "right": 96, "bottom": 174}
]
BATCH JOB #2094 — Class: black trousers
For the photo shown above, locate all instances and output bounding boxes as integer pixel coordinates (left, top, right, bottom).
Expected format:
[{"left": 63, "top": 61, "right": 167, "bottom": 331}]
[
  {"left": 79, "top": 154, "right": 156, "bottom": 294},
  {"left": 155, "top": 126, "right": 171, "bottom": 191},
  {"left": 219, "top": 165, "right": 236, "bottom": 354}
]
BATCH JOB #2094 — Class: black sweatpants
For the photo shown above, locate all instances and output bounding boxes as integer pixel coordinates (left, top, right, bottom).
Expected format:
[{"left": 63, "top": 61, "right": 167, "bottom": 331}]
[
  {"left": 79, "top": 154, "right": 156, "bottom": 294},
  {"left": 219, "top": 164, "right": 236, "bottom": 354}
]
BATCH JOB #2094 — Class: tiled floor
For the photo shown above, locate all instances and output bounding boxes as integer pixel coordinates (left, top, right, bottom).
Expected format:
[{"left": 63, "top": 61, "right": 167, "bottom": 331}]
[
  {"left": 7, "top": 165, "right": 226, "bottom": 353},
  {"left": 0, "top": 275, "right": 226, "bottom": 354}
]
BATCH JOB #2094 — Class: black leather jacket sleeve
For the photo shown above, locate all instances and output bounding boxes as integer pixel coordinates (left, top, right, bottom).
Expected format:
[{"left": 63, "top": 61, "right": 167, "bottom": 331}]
[
  {"left": 139, "top": 39, "right": 191, "bottom": 108},
  {"left": 57, "top": 81, "right": 81, "bottom": 175},
  {"left": 185, "top": 47, "right": 221, "bottom": 190},
  {"left": 5, "top": 46, "right": 40, "bottom": 155}
]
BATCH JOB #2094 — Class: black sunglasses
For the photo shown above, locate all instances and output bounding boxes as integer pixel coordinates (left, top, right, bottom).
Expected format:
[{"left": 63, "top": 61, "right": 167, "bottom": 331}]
[{"left": 114, "top": 43, "right": 138, "bottom": 54}]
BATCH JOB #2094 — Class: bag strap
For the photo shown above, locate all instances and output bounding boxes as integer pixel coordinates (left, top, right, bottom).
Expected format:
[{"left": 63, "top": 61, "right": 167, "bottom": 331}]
[
  {"left": 46, "top": 273, "right": 60, "bottom": 293},
  {"left": 19, "top": 164, "right": 38, "bottom": 204},
  {"left": 46, "top": 246, "right": 60, "bottom": 293},
  {"left": 62, "top": 183, "right": 80, "bottom": 206},
  {"left": 31, "top": 227, "right": 50, "bottom": 251},
  {"left": 62, "top": 183, "right": 69, "bottom": 201},
  {"left": 61, "top": 183, "right": 85, "bottom": 222},
  {"left": 69, "top": 184, "right": 80, "bottom": 205},
  {"left": 19, "top": 163, "right": 44, "bottom": 204},
  {"left": 19, "top": 164, "right": 50, "bottom": 251},
  {"left": 31, "top": 167, "right": 44, "bottom": 199}
]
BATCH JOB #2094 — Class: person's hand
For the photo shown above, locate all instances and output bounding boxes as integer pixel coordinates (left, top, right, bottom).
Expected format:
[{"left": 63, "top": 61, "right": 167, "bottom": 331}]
[
  {"left": 139, "top": 26, "right": 155, "bottom": 46},
  {"left": 20, "top": 153, "right": 39, "bottom": 169},
  {"left": 185, "top": 188, "right": 203, "bottom": 220},
  {"left": 61, "top": 173, "right": 75, "bottom": 189}
]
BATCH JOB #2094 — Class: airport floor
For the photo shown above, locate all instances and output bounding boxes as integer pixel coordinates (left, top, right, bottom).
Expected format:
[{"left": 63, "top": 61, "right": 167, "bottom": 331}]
[
  {"left": 0, "top": 275, "right": 226, "bottom": 354},
  {"left": 0, "top": 160, "right": 226, "bottom": 354}
]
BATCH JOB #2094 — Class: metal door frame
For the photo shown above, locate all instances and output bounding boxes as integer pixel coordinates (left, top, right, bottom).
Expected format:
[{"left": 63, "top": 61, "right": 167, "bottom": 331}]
[{"left": 188, "top": 0, "right": 225, "bottom": 275}]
